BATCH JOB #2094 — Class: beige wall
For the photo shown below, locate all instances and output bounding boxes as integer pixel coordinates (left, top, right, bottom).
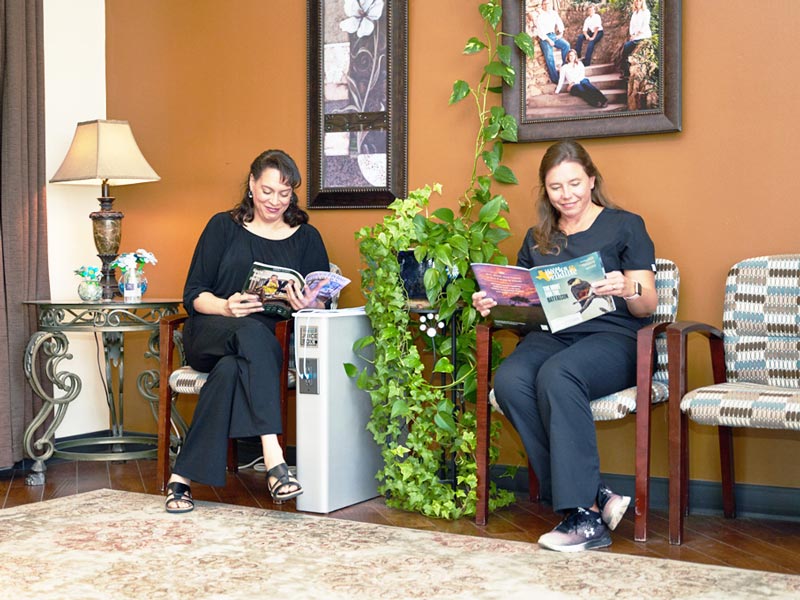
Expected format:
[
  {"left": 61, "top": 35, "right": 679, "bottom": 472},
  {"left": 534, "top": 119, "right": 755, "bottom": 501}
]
[{"left": 105, "top": 0, "right": 800, "bottom": 488}]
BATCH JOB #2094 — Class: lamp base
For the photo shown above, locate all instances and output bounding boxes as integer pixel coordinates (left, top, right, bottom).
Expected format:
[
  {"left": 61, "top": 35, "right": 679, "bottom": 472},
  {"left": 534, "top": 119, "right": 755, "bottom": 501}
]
[
  {"left": 98, "top": 254, "right": 120, "bottom": 300},
  {"left": 90, "top": 192, "right": 124, "bottom": 300}
]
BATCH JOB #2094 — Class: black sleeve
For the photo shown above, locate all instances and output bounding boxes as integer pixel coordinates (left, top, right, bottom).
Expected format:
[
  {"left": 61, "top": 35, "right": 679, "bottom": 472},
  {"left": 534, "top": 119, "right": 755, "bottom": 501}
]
[
  {"left": 620, "top": 213, "right": 655, "bottom": 271},
  {"left": 515, "top": 228, "right": 537, "bottom": 269},
  {"left": 182, "top": 213, "right": 230, "bottom": 315}
]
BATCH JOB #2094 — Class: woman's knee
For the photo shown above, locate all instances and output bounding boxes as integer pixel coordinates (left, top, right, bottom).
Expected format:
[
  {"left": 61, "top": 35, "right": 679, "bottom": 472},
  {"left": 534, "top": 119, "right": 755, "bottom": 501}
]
[
  {"left": 536, "top": 359, "right": 586, "bottom": 399},
  {"left": 231, "top": 321, "right": 282, "bottom": 358}
]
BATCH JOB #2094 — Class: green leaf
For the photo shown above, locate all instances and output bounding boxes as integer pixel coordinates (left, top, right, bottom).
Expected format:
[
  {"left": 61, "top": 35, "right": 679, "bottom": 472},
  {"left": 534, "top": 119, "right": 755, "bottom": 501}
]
[
  {"left": 463, "top": 37, "right": 487, "bottom": 54},
  {"left": 481, "top": 149, "right": 499, "bottom": 172},
  {"left": 432, "top": 357, "right": 454, "bottom": 374},
  {"left": 449, "top": 80, "right": 470, "bottom": 104},
  {"left": 496, "top": 44, "right": 512, "bottom": 66},
  {"left": 484, "top": 61, "right": 513, "bottom": 80},
  {"left": 493, "top": 165, "right": 518, "bottom": 184},
  {"left": 343, "top": 362, "right": 358, "bottom": 378},
  {"left": 487, "top": 85, "right": 503, "bottom": 94},
  {"left": 499, "top": 117, "right": 518, "bottom": 142},
  {"left": 391, "top": 398, "right": 409, "bottom": 419},
  {"left": 434, "top": 411, "right": 457, "bottom": 434},
  {"left": 478, "top": 2, "right": 502, "bottom": 28},
  {"left": 431, "top": 207, "right": 455, "bottom": 224},
  {"left": 514, "top": 31, "right": 536, "bottom": 58},
  {"left": 478, "top": 196, "right": 503, "bottom": 222}
]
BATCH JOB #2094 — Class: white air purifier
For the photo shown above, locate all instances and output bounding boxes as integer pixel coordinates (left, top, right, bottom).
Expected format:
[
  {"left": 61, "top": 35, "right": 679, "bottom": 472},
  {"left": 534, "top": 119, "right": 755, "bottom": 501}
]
[{"left": 293, "top": 307, "right": 382, "bottom": 513}]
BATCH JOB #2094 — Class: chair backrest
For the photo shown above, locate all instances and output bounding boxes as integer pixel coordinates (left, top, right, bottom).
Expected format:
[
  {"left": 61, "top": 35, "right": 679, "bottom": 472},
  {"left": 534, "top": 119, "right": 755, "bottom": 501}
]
[
  {"left": 722, "top": 254, "right": 800, "bottom": 388},
  {"left": 652, "top": 258, "right": 680, "bottom": 383}
]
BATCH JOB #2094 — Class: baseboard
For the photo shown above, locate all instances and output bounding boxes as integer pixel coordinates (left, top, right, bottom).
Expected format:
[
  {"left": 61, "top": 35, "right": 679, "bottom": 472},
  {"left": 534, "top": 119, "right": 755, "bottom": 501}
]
[{"left": 491, "top": 464, "right": 800, "bottom": 521}]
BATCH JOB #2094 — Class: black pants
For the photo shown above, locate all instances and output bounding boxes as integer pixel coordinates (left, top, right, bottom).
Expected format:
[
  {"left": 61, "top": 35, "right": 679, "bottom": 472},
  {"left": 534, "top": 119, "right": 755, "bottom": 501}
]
[
  {"left": 173, "top": 313, "right": 283, "bottom": 486},
  {"left": 493, "top": 330, "right": 637, "bottom": 512}
]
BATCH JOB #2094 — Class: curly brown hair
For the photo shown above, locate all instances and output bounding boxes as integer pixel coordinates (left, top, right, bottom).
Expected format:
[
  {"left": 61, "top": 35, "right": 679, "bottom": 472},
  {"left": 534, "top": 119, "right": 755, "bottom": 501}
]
[
  {"left": 532, "top": 140, "right": 617, "bottom": 255},
  {"left": 230, "top": 149, "right": 309, "bottom": 227}
]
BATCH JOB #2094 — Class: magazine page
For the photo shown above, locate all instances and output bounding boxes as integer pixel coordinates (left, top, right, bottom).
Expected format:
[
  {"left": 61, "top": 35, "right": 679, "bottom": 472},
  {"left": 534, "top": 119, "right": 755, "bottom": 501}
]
[
  {"left": 242, "top": 262, "right": 305, "bottom": 318},
  {"left": 529, "top": 251, "right": 614, "bottom": 333},
  {"left": 471, "top": 263, "right": 548, "bottom": 329},
  {"left": 305, "top": 270, "right": 351, "bottom": 300}
]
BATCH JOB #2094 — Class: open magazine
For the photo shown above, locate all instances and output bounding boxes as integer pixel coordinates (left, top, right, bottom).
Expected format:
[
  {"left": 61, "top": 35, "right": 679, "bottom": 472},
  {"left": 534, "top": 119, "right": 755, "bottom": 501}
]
[
  {"left": 242, "top": 262, "right": 350, "bottom": 319},
  {"left": 471, "top": 251, "right": 614, "bottom": 333}
]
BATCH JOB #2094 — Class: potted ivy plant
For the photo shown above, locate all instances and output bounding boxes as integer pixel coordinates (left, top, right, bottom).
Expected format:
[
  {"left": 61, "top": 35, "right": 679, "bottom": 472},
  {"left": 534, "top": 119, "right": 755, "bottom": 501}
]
[{"left": 348, "top": 0, "right": 535, "bottom": 519}]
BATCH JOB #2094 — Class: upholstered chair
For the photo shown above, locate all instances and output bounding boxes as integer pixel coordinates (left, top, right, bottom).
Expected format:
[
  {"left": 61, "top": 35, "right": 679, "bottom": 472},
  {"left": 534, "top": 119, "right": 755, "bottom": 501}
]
[
  {"left": 475, "top": 258, "right": 680, "bottom": 542},
  {"left": 666, "top": 254, "right": 800, "bottom": 545}
]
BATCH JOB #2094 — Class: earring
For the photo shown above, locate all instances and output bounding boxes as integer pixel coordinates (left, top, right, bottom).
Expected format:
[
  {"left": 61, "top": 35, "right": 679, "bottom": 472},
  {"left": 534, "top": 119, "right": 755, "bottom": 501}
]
[{"left": 248, "top": 190, "right": 253, "bottom": 199}]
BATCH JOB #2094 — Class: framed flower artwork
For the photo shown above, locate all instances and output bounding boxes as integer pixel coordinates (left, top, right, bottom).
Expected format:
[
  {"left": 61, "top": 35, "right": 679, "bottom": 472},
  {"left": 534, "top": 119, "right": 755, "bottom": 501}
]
[{"left": 307, "top": 0, "right": 408, "bottom": 209}]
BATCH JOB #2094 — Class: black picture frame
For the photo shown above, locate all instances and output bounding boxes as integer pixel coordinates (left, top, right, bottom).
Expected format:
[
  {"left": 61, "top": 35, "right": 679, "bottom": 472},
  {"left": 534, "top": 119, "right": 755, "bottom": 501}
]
[
  {"left": 307, "top": 0, "right": 408, "bottom": 209},
  {"left": 502, "top": 0, "right": 681, "bottom": 142}
]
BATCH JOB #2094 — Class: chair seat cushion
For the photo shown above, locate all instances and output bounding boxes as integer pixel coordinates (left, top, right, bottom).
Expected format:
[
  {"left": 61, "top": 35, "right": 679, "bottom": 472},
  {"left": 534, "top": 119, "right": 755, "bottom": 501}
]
[
  {"left": 168, "top": 365, "right": 296, "bottom": 395},
  {"left": 169, "top": 366, "right": 208, "bottom": 395},
  {"left": 489, "top": 380, "right": 669, "bottom": 421},
  {"left": 680, "top": 382, "right": 800, "bottom": 430}
]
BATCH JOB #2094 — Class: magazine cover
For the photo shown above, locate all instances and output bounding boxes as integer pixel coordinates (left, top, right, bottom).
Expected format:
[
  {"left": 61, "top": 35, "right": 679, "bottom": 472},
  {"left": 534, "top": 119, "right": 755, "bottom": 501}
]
[
  {"left": 470, "top": 263, "right": 548, "bottom": 330},
  {"left": 530, "top": 251, "right": 614, "bottom": 332},
  {"left": 242, "top": 262, "right": 351, "bottom": 319}
]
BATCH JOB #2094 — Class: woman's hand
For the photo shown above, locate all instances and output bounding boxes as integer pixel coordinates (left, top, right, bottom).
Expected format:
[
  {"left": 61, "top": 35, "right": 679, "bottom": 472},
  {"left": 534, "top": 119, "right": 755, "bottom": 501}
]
[
  {"left": 472, "top": 290, "right": 496, "bottom": 317},
  {"left": 287, "top": 278, "right": 328, "bottom": 311},
  {"left": 591, "top": 270, "right": 631, "bottom": 298},
  {"left": 223, "top": 292, "right": 265, "bottom": 318}
]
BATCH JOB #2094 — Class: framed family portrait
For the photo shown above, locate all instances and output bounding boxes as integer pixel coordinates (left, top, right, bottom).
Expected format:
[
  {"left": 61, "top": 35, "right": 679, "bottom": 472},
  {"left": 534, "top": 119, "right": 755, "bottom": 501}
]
[
  {"left": 502, "top": 0, "right": 681, "bottom": 142},
  {"left": 307, "top": 0, "right": 408, "bottom": 209}
]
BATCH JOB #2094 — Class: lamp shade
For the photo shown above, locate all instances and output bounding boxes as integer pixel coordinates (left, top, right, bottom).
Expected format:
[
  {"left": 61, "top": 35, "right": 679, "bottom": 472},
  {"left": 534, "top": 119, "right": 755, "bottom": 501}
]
[{"left": 49, "top": 119, "right": 160, "bottom": 186}]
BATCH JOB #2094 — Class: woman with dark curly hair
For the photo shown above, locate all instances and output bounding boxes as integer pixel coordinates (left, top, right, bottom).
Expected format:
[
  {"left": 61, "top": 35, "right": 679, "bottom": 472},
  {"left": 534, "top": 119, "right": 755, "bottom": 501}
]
[
  {"left": 472, "top": 140, "right": 657, "bottom": 551},
  {"left": 165, "top": 149, "right": 330, "bottom": 513}
]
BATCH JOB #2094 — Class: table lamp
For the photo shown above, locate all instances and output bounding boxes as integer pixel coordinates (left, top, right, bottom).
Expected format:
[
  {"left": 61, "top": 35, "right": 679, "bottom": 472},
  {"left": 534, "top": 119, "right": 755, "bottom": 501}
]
[{"left": 49, "top": 119, "right": 160, "bottom": 300}]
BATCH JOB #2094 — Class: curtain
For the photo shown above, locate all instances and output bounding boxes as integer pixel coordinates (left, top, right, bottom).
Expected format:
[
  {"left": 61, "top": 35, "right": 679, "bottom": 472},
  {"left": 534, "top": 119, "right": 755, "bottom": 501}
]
[{"left": 0, "top": 0, "right": 49, "bottom": 469}]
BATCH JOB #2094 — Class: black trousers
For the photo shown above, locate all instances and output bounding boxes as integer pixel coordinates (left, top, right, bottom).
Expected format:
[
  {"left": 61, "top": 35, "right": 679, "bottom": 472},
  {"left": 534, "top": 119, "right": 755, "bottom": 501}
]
[
  {"left": 172, "top": 314, "right": 283, "bottom": 486},
  {"left": 493, "top": 330, "right": 637, "bottom": 513}
]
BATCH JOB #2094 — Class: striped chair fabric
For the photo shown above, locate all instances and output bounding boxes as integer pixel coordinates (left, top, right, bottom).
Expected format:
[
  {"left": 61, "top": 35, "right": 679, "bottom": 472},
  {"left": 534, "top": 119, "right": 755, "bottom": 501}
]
[{"left": 679, "top": 255, "right": 800, "bottom": 431}]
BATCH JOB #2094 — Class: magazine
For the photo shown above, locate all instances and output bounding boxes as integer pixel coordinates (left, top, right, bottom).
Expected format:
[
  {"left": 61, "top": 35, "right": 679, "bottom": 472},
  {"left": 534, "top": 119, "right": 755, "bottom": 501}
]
[
  {"left": 471, "top": 251, "right": 613, "bottom": 333},
  {"left": 242, "top": 262, "right": 350, "bottom": 319}
]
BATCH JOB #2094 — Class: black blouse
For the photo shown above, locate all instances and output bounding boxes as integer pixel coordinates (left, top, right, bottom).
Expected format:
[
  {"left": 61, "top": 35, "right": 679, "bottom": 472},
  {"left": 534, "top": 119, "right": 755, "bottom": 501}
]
[
  {"left": 182, "top": 212, "right": 330, "bottom": 315},
  {"left": 517, "top": 207, "right": 656, "bottom": 338}
]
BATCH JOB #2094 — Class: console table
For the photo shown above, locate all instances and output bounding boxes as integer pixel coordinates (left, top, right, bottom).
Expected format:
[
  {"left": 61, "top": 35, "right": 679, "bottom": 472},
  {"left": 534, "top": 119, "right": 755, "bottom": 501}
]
[{"left": 22, "top": 299, "right": 181, "bottom": 485}]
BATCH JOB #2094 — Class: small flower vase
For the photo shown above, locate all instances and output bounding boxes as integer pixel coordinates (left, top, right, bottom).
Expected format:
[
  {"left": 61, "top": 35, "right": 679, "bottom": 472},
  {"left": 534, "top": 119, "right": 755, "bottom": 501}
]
[
  {"left": 77, "top": 280, "right": 103, "bottom": 302},
  {"left": 120, "top": 269, "right": 147, "bottom": 303}
]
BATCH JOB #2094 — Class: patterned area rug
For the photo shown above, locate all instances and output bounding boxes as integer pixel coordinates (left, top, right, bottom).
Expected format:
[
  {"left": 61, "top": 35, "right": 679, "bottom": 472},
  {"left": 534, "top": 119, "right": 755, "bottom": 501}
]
[{"left": 1, "top": 489, "right": 798, "bottom": 599}]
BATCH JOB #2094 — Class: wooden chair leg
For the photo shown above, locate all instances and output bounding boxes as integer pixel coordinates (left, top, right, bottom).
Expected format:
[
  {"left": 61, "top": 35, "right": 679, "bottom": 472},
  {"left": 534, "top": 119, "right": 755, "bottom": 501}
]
[
  {"left": 157, "top": 318, "right": 176, "bottom": 493},
  {"left": 475, "top": 324, "right": 493, "bottom": 526},
  {"left": 276, "top": 319, "right": 292, "bottom": 455},
  {"left": 227, "top": 439, "right": 239, "bottom": 473},
  {"left": 634, "top": 398, "right": 651, "bottom": 542},
  {"left": 719, "top": 425, "right": 736, "bottom": 518},
  {"left": 527, "top": 460, "right": 540, "bottom": 502},
  {"left": 668, "top": 396, "right": 685, "bottom": 545}
]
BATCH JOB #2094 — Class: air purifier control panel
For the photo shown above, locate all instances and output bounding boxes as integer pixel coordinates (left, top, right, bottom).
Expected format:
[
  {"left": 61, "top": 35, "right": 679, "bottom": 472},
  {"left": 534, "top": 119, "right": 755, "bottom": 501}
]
[{"left": 298, "top": 326, "right": 319, "bottom": 347}]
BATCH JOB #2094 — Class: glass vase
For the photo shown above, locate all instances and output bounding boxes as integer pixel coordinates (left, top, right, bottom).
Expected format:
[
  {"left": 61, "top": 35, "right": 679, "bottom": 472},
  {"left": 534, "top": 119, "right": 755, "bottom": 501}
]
[
  {"left": 77, "top": 280, "right": 103, "bottom": 302},
  {"left": 119, "top": 269, "right": 148, "bottom": 303}
]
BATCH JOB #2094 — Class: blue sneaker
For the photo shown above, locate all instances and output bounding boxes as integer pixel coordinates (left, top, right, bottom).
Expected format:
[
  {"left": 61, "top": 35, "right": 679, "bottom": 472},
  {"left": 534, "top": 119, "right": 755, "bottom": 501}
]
[
  {"left": 537, "top": 507, "right": 612, "bottom": 552},
  {"left": 597, "top": 484, "right": 630, "bottom": 531}
]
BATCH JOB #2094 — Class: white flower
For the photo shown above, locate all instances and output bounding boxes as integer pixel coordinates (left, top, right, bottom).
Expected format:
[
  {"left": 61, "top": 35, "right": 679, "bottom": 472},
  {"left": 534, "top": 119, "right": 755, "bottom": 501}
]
[{"left": 340, "top": 0, "right": 384, "bottom": 38}]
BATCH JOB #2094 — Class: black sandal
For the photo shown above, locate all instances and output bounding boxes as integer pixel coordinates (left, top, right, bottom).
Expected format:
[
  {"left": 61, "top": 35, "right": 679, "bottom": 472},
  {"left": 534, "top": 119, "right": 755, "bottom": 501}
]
[
  {"left": 165, "top": 481, "right": 195, "bottom": 514},
  {"left": 266, "top": 463, "right": 303, "bottom": 504}
]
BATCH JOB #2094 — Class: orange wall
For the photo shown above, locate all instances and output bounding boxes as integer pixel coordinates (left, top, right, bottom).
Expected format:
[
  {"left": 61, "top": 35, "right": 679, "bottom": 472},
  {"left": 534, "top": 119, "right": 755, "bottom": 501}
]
[{"left": 106, "top": 0, "right": 800, "bottom": 488}]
